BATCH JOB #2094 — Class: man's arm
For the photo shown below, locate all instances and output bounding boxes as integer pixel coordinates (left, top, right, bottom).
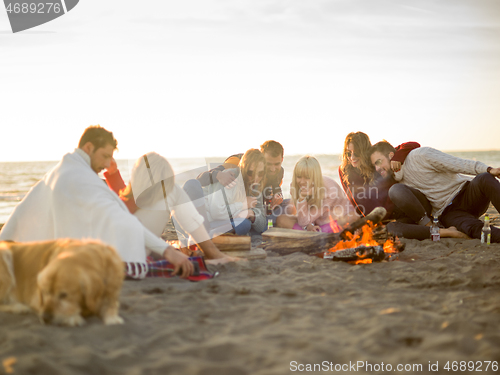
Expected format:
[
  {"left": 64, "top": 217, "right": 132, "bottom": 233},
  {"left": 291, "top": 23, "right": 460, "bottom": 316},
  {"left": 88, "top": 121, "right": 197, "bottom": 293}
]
[
  {"left": 420, "top": 147, "right": 490, "bottom": 175},
  {"left": 196, "top": 164, "right": 226, "bottom": 187}
]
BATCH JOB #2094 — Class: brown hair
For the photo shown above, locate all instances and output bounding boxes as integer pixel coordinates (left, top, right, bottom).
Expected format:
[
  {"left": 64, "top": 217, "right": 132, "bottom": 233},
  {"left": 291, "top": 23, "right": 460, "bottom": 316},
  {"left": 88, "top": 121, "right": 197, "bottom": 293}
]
[
  {"left": 260, "top": 140, "right": 284, "bottom": 158},
  {"left": 239, "top": 149, "right": 267, "bottom": 194},
  {"left": 340, "top": 132, "right": 374, "bottom": 184},
  {"left": 368, "top": 141, "right": 396, "bottom": 158},
  {"left": 78, "top": 125, "right": 118, "bottom": 150}
]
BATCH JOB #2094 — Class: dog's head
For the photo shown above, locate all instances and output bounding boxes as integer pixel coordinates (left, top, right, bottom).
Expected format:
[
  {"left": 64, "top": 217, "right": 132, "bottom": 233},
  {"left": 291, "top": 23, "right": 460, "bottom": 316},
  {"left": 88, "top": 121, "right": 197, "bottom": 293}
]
[{"left": 36, "top": 241, "right": 124, "bottom": 326}]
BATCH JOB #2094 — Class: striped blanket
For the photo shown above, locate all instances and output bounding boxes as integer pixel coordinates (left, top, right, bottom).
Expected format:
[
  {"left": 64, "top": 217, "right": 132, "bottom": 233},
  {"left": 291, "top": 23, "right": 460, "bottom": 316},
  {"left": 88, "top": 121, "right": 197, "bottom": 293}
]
[{"left": 125, "top": 256, "right": 218, "bottom": 281}]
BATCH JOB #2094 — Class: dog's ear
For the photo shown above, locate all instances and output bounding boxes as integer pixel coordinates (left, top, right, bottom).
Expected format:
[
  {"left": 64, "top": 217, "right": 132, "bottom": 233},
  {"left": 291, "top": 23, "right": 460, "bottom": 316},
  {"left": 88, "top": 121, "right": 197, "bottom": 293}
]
[
  {"left": 80, "top": 269, "right": 104, "bottom": 314},
  {"left": 35, "top": 265, "right": 54, "bottom": 312}
]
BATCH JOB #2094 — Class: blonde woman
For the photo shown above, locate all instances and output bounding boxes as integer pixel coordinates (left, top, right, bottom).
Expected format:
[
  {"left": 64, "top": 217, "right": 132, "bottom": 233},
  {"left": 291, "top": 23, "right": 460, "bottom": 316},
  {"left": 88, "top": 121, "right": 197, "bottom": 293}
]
[{"left": 278, "top": 156, "right": 358, "bottom": 232}]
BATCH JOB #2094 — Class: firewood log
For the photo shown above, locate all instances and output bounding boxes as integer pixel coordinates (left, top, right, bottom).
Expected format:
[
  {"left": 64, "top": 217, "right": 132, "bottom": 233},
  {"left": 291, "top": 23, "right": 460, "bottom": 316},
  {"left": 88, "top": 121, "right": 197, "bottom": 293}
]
[
  {"left": 263, "top": 232, "right": 341, "bottom": 255},
  {"left": 340, "top": 207, "right": 387, "bottom": 239}
]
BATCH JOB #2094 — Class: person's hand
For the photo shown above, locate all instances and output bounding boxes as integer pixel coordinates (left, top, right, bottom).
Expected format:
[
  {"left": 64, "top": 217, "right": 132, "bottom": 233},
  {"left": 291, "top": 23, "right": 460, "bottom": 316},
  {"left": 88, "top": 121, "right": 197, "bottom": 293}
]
[
  {"left": 106, "top": 158, "right": 118, "bottom": 174},
  {"left": 489, "top": 167, "right": 500, "bottom": 178},
  {"left": 305, "top": 224, "right": 321, "bottom": 232},
  {"left": 270, "top": 193, "right": 283, "bottom": 209},
  {"left": 246, "top": 209, "right": 255, "bottom": 221},
  {"left": 246, "top": 196, "right": 258, "bottom": 209},
  {"left": 391, "top": 160, "right": 401, "bottom": 172},
  {"left": 163, "top": 245, "right": 193, "bottom": 278},
  {"left": 217, "top": 169, "right": 237, "bottom": 188}
]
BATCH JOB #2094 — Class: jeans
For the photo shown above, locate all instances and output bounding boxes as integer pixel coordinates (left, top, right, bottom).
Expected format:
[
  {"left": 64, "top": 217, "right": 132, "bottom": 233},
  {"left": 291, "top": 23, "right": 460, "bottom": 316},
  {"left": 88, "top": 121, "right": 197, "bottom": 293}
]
[
  {"left": 266, "top": 198, "right": 292, "bottom": 225},
  {"left": 386, "top": 183, "right": 432, "bottom": 240},
  {"left": 440, "top": 173, "right": 500, "bottom": 242}
]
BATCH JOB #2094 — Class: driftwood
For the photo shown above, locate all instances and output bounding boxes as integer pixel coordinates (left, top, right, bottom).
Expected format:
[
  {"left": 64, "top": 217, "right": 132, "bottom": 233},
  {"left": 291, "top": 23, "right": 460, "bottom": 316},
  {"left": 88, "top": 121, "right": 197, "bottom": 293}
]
[
  {"left": 263, "top": 229, "right": 341, "bottom": 255},
  {"left": 211, "top": 234, "right": 251, "bottom": 252}
]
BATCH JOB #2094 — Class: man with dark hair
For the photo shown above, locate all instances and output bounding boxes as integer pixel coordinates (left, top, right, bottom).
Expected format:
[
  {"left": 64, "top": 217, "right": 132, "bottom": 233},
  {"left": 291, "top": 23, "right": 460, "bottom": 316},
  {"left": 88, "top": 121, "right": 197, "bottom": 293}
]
[
  {"left": 369, "top": 141, "right": 500, "bottom": 242},
  {"left": 259, "top": 140, "right": 285, "bottom": 213},
  {"left": 0, "top": 125, "right": 194, "bottom": 278},
  {"left": 78, "top": 125, "right": 118, "bottom": 150}
]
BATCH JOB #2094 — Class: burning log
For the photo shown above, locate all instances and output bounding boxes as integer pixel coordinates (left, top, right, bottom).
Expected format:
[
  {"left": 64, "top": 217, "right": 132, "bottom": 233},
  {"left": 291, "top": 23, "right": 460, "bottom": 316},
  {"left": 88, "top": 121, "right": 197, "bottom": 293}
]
[
  {"left": 313, "top": 245, "right": 386, "bottom": 262},
  {"left": 339, "top": 207, "right": 387, "bottom": 240}
]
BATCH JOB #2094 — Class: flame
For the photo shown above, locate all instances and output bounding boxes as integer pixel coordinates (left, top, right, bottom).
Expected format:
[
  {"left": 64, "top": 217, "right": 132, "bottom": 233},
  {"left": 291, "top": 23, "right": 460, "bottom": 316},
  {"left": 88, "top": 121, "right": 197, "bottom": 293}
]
[
  {"left": 328, "top": 221, "right": 399, "bottom": 261},
  {"left": 348, "top": 259, "right": 372, "bottom": 265},
  {"left": 383, "top": 238, "right": 397, "bottom": 253}
]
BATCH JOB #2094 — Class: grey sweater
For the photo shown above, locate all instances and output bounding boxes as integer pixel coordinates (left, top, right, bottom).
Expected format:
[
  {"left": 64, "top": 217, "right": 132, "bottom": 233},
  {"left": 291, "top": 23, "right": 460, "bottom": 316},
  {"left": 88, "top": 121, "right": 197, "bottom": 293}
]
[{"left": 395, "top": 147, "right": 489, "bottom": 216}]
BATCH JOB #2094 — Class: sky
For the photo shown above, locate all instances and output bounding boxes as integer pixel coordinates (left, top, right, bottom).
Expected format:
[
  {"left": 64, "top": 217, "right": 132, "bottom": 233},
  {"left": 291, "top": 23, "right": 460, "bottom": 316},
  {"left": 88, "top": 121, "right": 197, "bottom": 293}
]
[{"left": 1, "top": 0, "right": 500, "bottom": 162}]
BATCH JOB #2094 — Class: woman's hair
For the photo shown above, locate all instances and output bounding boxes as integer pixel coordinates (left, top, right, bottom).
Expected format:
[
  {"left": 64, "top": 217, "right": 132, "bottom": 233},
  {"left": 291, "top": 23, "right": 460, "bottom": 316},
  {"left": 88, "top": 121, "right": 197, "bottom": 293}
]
[
  {"left": 290, "top": 155, "right": 325, "bottom": 208},
  {"left": 339, "top": 131, "right": 374, "bottom": 184},
  {"left": 239, "top": 149, "right": 266, "bottom": 195},
  {"left": 120, "top": 152, "right": 175, "bottom": 209}
]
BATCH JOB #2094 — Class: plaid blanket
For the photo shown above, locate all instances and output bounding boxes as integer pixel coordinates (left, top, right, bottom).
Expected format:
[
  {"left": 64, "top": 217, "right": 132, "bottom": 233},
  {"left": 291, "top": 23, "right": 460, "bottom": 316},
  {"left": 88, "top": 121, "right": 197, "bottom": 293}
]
[{"left": 125, "top": 256, "right": 218, "bottom": 281}]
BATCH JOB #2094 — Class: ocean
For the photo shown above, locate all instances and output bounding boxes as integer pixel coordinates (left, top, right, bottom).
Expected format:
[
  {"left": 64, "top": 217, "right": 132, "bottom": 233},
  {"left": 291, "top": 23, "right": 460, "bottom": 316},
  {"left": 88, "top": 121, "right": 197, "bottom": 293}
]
[{"left": 1, "top": 151, "right": 500, "bottom": 224}]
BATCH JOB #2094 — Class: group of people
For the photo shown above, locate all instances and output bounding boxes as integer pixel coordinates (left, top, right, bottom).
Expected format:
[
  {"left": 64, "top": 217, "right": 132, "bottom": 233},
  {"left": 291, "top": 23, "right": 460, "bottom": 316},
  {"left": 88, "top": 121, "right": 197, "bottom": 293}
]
[{"left": 1, "top": 126, "right": 499, "bottom": 279}]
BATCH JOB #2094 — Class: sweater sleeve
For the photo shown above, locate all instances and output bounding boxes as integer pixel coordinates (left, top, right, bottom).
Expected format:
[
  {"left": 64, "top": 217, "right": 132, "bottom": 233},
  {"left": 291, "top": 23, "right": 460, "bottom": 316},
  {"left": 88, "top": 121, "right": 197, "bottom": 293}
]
[
  {"left": 197, "top": 164, "right": 226, "bottom": 187},
  {"left": 420, "top": 147, "right": 489, "bottom": 175},
  {"left": 104, "top": 170, "right": 126, "bottom": 195},
  {"left": 103, "top": 170, "right": 138, "bottom": 213},
  {"left": 392, "top": 142, "right": 420, "bottom": 163},
  {"left": 143, "top": 226, "right": 168, "bottom": 256}
]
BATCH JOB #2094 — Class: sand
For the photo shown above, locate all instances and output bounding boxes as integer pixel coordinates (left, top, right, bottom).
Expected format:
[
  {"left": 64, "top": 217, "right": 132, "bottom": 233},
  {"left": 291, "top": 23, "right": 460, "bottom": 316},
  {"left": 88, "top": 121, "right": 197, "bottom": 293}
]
[
  {"left": 1, "top": 209, "right": 500, "bottom": 374},
  {"left": 1, "top": 241, "right": 499, "bottom": 374}
]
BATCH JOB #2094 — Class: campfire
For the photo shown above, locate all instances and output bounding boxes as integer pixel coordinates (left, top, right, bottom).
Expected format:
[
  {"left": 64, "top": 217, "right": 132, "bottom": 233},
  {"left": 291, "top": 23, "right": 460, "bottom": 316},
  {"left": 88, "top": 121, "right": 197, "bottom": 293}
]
[
  {"left": 324, "top": 221, "right": 402, "bottom": 264},
  {"left": 262, "top": 207, "right": 405, "bottom": 263}
]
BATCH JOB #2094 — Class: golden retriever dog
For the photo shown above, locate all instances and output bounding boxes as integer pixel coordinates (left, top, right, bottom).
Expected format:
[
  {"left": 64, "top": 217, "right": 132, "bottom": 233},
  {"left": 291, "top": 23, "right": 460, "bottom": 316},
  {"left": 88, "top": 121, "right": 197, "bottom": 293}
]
[{"left": 0, "top": 238, "right": 124, "bottom": 326}]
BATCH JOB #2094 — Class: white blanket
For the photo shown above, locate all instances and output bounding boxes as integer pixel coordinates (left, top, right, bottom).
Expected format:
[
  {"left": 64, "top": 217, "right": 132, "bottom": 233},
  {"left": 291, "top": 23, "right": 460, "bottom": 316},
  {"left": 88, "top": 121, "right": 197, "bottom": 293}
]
[{"left": 0, "top": 149, "right": 166, "bottom": 264}]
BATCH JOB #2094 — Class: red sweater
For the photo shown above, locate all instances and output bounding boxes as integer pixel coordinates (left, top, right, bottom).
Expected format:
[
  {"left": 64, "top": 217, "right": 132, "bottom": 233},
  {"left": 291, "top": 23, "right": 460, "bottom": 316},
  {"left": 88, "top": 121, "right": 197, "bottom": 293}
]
[{"left": 104, "top": 170, "right": 139, "bottom": 214}]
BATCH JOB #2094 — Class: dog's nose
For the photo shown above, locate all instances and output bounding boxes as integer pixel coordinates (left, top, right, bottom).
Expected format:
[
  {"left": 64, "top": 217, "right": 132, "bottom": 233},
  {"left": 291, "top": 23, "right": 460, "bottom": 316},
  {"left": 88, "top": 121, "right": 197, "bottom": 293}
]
[{"left": 42, "top": 312, "right": 53, "bottom": 323}]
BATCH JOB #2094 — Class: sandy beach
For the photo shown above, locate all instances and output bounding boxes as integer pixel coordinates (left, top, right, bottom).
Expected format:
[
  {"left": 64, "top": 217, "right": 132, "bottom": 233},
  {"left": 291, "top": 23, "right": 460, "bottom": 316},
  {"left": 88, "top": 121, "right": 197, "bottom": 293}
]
[{"left": 1, "top": 211, "right": 500, "bottom": 375}]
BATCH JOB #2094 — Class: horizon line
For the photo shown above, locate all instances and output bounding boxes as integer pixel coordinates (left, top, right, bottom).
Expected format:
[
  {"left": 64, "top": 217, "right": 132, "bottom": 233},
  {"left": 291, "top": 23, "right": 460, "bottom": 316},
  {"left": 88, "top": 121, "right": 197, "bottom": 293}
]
[{"left": 1, "top": 149, "right": 500, "bottom": 163}]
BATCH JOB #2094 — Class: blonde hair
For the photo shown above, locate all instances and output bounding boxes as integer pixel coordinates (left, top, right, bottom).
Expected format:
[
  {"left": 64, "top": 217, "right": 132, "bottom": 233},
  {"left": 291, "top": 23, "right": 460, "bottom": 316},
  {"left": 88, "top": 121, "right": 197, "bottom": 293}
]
[{"left": 290, "top": 156, "right": 325, "bottom": 208}]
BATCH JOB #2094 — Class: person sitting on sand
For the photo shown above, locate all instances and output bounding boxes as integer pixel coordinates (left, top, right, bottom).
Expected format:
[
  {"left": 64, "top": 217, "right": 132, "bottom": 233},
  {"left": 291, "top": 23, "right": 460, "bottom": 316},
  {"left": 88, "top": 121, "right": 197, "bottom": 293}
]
[
  {"left": 184, "top": 149, "right": 267, "bottom": 236},
  {"left": 277, "top": 156, "right": 358, "bottom": 232},
  {"left": 0, "top": 125, "right": 193, "bottom": 278},
  {"left": 104, "top": 152, "right": 238, "bottom": 264},
  {"left": 196, "top": 140, "right": 292, "bottom": 227},
  {"left": 339, "top": 131, "right": 420, "bottom": 217},
  {"left": 369, "top": 141, "right": 500, "bottom": 242}
]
